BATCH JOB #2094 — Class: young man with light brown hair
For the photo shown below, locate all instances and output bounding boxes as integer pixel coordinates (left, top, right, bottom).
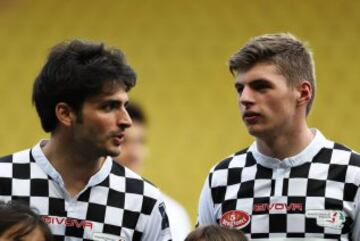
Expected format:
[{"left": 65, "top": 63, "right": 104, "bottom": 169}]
[{"left": 197, "top": 33, "right": 360, "bottom": 240}]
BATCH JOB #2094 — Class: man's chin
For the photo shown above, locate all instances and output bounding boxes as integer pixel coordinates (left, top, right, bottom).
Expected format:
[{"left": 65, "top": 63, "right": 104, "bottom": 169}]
[
  {"left": 105, "top": 148, "right": 121, "bottom": 157},
  {"left": 248, "top": 128, "right": 275, "bottom": 140},
  {"left": 247, "top": 127, "right": 265, "bottom": 138},
  {"left": 247, "top": 126, "right": 259, "bottom": 135}
]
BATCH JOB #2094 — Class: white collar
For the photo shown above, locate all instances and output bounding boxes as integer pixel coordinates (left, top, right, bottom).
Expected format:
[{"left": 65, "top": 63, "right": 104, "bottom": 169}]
[
  {"left": 31, "top": 140, "right": 113, "bottom": 199},
  {"left": 248, "top": 129, "right": 332, "bottom": 168}
]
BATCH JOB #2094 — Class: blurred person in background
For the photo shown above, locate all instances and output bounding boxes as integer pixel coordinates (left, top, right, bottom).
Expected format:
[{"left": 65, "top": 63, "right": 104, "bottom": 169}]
[
  {"left": 197, "top": 33, "right": 360, "bottom": 240},
  {"left": 0, "top": 200, "right": 53, "bottom": 241},
  {"left": 114, "top": 102, "right": 192, "bottom": 241},
  {"left": 0, "top": 39, "right": 171, "bottom": 241},
  {"left": 184, "top": 225, "right": 247, "bottom": 241}
]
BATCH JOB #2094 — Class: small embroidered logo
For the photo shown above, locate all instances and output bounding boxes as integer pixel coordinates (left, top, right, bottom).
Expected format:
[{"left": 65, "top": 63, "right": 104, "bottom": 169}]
[{"left": 306, "top": 210, "right": 346, "bottom": 230}]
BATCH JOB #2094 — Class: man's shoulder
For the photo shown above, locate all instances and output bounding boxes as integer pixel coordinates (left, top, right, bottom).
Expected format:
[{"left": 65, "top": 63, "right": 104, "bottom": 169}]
[
  {"left": 110, "top": 160, "right": 161, "bottom": 198},
  {"left": 326, "top": 141, "right": 353, "bottom": 152},
  {"left": 312, "top": 141, "right": 360, "bottom": 179},
  {"left": 206, "top": 147, "right": 253, "bottom": 190},
  {"left": 210, "top": 147, "right": 250, "bottom": 173},
  {"left": 333, "top": 142, "right": 360, "bottom": 165},
  {"left": 0, "top": 148, "right": 32, "bottom": 164},
  {"left": 0, "top": 154, "right": 12, "bottom": 163},
  {"left": 319, "top": 140, "right": 360, "bottom": 162}
]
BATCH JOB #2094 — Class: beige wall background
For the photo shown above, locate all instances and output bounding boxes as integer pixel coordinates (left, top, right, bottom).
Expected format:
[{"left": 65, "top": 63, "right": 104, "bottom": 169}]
[{"left": 1, "top": 0, "right": 360, "bottom": 225}]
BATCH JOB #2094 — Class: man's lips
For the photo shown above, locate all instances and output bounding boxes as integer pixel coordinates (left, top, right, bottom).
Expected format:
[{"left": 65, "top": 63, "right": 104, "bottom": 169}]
[
  {"left": 112, "top": 133, "right": 125, "bottom": 145},
  {"left": 242, "top": 112, "right": 261, "bottom": 124}
]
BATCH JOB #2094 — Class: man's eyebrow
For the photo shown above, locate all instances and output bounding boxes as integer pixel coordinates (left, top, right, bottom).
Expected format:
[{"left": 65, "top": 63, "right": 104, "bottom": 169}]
[{"left": 235, "top": 78, "right": 270, "bottom": 85}]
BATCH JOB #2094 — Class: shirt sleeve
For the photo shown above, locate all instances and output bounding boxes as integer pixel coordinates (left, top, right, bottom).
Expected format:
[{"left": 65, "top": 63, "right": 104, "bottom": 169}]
[
  {"left": 141, "top": 197, "right": 172, "bottom": 241},
  {"left": 352, "top": 186, "right": 360, "bottom": 240},
  {"left": 197, "top": 175, "right": 217, "bottom": 226},
  {"left": 162, "top": 193, "right": 192, "bottom": 241}
]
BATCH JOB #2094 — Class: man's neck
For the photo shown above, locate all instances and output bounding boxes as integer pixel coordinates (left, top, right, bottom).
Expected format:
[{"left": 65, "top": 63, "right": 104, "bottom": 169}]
[
  {"left": 256, "top": 126, "right": 315, "bottom": 160},
  {"left": 42, "top": 137, "right": 106, "bottom": 197}
]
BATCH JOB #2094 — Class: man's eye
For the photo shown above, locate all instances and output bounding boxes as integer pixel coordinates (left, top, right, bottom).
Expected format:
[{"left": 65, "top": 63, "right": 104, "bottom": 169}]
[
  {"left": 253, "top": 83, "right": 270, "bottom": 91},
  {"left": 256, "top": 85, "right": 267, "bottom": 90},
  {"left": 103, "top": 103, "right": 118, "bottom": 111},
  {"left": 235, "top": 85, "right": 244, "bottom": 95}
]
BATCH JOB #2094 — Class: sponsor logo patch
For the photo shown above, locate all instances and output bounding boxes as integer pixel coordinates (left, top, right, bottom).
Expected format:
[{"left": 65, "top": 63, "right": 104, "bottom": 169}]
[
  {"left": 220, "top": 210, "right": 250, "bottom": 229},
  {"left": 42, "top": 216, "right": 93, "bottom": 229},
  {"left": 253, "top": 202, "right": 303, "bottom": 212},
  {"left": 306, "top": 210, "right": 346, "bottom": 230}
]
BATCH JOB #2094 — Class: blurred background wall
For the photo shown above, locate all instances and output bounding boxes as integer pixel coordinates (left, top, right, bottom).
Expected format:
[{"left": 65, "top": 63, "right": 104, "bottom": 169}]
[{"left": 1, "top": 0, "right": 360, "bottom": 225}]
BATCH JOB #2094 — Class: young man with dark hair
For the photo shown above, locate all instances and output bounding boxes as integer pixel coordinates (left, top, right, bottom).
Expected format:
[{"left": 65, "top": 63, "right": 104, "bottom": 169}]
[
  {"left": 0, "top": 39, "right": 172, "bottom": 241},
  {"left": 197, "top": 33, "right": 360, "bottom": 240}
]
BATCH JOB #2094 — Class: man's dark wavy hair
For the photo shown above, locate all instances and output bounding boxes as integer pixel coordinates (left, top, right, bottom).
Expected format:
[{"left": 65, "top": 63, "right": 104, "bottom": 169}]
[{"left": 32, "top": 39, "right": 137, "bottom": 132}]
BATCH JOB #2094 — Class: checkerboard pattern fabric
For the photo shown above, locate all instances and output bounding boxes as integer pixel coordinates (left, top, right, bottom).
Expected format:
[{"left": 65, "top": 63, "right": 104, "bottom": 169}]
[
  {"left": 0, "top": 145, "right": 172, "bottom": 241},
  {"left": 198, "top": 130, "right": 360, "bottom": 240}
]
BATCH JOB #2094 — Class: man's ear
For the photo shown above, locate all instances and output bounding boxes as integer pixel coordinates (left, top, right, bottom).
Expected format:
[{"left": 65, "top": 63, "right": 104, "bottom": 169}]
[
  {"left": 296, "top": 80, "right": 312, "bottom": 107},
  {"left": 55, "top": 102, "right": 76, "bottom": 127}
]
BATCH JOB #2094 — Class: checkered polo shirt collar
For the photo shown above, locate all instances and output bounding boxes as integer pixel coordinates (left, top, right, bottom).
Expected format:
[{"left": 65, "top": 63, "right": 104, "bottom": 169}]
[
  {"left": 248, "top": 129, "right": 328, "bottom": 169},
  {"left": 31, "top": 140, "right": 112, "bottom": 196}
]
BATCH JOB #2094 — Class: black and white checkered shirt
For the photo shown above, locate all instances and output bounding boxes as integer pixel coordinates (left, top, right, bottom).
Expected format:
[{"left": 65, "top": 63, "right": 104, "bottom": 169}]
[
  {"left": 198, "top": 130, "right": 360, "bottom": 241},
  {"left": 0, "top": 141, "right": 172, "bottom": 241}
]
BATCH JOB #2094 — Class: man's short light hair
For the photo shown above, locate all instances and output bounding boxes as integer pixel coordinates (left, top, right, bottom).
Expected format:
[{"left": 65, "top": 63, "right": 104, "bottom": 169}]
[{"left": 229, "top": 33, "right": 316, "bottom": 115}]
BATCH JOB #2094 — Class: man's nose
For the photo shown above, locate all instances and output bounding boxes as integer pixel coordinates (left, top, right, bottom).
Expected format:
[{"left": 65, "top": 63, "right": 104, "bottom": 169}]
[
  {"left": 239, "top": 86, "right": 255, "bottom": 107},
  {"left": 117, "top": 107, "right": 132, "bottom": 128}
]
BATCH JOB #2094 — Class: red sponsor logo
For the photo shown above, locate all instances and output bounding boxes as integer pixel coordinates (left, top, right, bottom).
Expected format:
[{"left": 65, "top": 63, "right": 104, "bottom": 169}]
[
  {"left": 42, "top": 216, "right": 93, "bottom": 230},
  {"left": 253, "top": 203, "right": 303, "bottom": 212},
  {"left": 220, "top": 210, "right": 250, "bottom": 229}
]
